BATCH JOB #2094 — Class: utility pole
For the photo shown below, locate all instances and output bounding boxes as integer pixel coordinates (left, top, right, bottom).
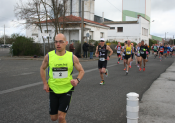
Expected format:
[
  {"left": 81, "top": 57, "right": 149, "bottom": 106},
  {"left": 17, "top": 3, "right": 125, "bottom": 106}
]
[
  {"left": 4, "top": 24, "right": 5, "bottom": 45},
  {"left": 81, "top": 0, "right": 84, "bottom": 58},
  {"left": 165, "top": 32, "right": 166, "bottom": 45}
]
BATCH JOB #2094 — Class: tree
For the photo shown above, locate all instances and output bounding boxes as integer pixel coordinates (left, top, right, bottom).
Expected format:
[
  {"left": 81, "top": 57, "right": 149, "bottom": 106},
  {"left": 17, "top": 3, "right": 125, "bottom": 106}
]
[
  {"left": 12, "top": 36, "right": 42, "bottom": 56},
  {"left": 0, "top": 35, "right": 12, "bottom": 44},
  {"left": 14, "top": 0, "right": 68, "bottom": 44}
]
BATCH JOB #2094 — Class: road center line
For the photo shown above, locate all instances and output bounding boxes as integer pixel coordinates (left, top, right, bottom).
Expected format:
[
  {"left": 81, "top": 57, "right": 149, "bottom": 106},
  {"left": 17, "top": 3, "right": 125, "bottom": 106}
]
[
  {"left": 0, "top": 64, "right": 117, "bottom": 95},
  {"left": 13, "top": 72, "right": 34, "bottom": 76}
]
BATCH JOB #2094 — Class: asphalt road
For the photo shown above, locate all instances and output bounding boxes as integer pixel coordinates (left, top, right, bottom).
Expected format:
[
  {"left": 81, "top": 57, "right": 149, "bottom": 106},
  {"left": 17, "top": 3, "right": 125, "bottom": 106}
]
[
  {"left": 0, "top": 47, "right": 11, "bottom": 57},
  {"left": 0, "top": 54, "right": 174, "bottom": 123}
]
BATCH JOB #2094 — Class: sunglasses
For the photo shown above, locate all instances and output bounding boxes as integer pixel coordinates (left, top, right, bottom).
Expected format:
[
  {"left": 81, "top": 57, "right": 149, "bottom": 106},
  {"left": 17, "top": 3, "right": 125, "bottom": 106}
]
[{"left": 54, "top": 40, "right": 66, "bottom": 44}]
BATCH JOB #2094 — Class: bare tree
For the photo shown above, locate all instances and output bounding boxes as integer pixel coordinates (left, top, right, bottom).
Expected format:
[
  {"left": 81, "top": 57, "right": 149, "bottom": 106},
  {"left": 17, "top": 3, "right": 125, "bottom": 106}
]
[{"left": 15, "top": 0, "right": 68, "bottom": 44}]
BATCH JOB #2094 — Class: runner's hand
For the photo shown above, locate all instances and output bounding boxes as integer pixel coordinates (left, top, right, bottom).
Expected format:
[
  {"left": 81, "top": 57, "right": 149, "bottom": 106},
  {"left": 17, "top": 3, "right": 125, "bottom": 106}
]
[
  {"left": 107, "top": 56, "right": 110, "bottom": 60},
  {"left": 71, "top": 79, "right": 78, "bottom": 87},
  {"left": 96, "top": 54, "right": 99, "bottom": 57},
  {"left": 43, "top": 83, "right": 49, "bottom": 93}
]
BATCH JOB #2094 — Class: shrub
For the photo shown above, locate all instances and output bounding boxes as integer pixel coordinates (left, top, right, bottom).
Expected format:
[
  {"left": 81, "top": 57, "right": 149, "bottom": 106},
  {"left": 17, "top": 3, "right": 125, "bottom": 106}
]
[{"left": 12, "top": 36, "right": 42, "bottom": 56}]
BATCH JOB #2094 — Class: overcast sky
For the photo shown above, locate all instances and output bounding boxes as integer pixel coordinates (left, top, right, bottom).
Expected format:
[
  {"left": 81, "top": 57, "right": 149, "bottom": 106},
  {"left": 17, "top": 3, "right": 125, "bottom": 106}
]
[{"left": 0, "top": 0, "right": 175, "bottom": 39}]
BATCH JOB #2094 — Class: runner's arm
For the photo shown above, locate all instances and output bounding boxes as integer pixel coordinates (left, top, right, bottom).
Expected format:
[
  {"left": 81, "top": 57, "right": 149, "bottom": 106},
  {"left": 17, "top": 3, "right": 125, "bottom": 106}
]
[
  {"left": 95, "top": 46, "right": 99, "bottom": 56},
  {"left": 40, "top": 54, "right": 49, "bottom": 85},
  {"left": 107, "top": 45, "right": 113, "bottom": 57},
  {"left": 73, "top": 55, "right": 84, "bottom": 80}
]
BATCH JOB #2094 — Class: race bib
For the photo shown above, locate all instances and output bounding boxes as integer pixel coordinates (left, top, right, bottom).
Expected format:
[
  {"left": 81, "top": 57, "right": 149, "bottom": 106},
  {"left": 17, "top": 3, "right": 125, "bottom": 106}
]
[
  {"left": 52, "top": 67, "right": 68, "bottom": 79},
  {"left": 140, "top": 51, "right": 144, "bottom": 54},
  {"left": 99, "top": 58, "right": 105, "bottom": 61},
  {"left": 117, "top": 51, "right": 121, "bottom": 53},
  {"left": 126, "top": 51, "right": 131, "bottom": 54}
]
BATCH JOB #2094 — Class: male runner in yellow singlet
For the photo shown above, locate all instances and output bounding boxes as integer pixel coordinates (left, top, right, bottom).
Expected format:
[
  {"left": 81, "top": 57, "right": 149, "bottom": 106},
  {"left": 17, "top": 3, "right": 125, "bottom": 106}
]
[{"left": 40, "top": 33, "right": 84, "bottom": 123}]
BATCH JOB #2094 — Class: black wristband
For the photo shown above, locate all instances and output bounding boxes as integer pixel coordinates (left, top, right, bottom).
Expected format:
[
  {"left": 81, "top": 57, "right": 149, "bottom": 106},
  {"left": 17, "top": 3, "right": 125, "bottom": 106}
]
[
  {"left": 108, "top": 56, "right": 110, "bottom": 58},
  {"left": 76, "top": 78, "right": 80, "bottom": 84}
]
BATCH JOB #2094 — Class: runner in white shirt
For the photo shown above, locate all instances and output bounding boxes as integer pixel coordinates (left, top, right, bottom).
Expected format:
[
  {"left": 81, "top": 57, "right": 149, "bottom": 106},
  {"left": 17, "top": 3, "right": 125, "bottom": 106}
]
[{"left": 115, "top": 42, "right": 122, "bottom": 64}]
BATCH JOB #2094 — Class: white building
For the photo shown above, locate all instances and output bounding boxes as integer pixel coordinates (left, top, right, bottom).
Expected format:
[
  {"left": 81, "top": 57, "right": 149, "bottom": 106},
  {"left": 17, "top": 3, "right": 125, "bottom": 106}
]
[
  {"left": 66, "top": 0, "right": 95, "bottom": 21},
  {"left": 122, "top": 0, "right": 151, "bottom": 22},
  {"left": 103, "top": 16, "right": 150, "bottom": 44},
  {"left": 26, "top": 15, "right": 109, "bottom": 43},
  {"left": 26, "top": 0, "right": 109, "bottom": 43}
]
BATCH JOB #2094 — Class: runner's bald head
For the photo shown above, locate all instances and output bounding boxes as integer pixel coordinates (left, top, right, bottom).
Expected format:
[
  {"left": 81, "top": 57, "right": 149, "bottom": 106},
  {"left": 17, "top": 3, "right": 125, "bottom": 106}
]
[
  {"left": 55, "top": 33, "right": 67, "bottom": 41},
  {"left": 127, "top": 40, "right": 131, "bottom": 44}
]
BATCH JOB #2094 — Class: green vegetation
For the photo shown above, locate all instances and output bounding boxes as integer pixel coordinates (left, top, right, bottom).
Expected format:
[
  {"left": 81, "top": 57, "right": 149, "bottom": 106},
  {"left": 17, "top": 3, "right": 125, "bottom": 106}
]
[
  {"left": 149, "top": 39, "right": 157, "bottom": 48},
  {"left": 12, "top": 35, "right": 42, "bottom": 56}
]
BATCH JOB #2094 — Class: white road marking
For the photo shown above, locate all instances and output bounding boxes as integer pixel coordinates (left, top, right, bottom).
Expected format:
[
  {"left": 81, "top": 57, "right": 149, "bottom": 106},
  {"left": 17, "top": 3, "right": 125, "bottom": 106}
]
[
  {"left": 0, "top": 64, "right": 117, "bottom": 95},
  {"left": 13, "top": 72, "right": 34, "bottom": 76}
]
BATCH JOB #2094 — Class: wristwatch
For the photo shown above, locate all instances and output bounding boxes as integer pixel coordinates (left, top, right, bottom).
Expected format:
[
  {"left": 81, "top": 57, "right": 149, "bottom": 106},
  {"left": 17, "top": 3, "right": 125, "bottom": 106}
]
[{"left": 76, "top": 78, "right": 80, "bottom": 84}]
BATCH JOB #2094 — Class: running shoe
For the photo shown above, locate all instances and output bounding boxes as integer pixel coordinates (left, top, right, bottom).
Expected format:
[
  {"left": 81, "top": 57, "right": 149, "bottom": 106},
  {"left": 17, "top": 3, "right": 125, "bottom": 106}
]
[
  {"left": 100, "top": 81, "right": 105, "bottom": 85},
  {"left": 137, "top": 65, "right": 139, "bottom": 67},
  {"left": 129, "top": 66, "right": 131, "bottom": 68},
  {"left": 143, "top": 68, "right": 145, "bottom": 71},
  {"left": 105, "top": 69, "right": 108, "bottom": 77},
  {"left": 117, "top": 62, "right": 119, "bottom": 64},
  {"left": 126, "top": 71, "right": 128, "bottom": 75},
  {"left": 124, "top": 68, "right": 126, "bottom": 71},
  {"left": 139, "top": 68, "right": 142, "bottom": 71}
]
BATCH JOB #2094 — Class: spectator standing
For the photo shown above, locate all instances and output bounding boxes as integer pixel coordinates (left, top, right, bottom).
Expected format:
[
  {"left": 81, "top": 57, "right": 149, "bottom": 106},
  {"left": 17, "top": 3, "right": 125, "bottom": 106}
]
[
  {"left": 83, "top": 41, "right": 89, "bottom": 58},
  {"left": 89, "top": 43, "right": 94, "bottom": 59},
  {"left": 69, "top": 42, "right": 75, "bottom": 54}
]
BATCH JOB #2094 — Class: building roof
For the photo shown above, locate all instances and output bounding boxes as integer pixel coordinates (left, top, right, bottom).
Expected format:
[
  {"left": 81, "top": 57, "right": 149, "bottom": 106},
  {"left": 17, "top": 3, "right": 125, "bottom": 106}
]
[
  {"left": 151, "top": 35, "right": 162, "bottom": 42},
  {"left": 39, "top": 15, "right": 109, "bottom": 27},
  {"left": 102, "top": 21, "right": 138, "bottom": 24}
]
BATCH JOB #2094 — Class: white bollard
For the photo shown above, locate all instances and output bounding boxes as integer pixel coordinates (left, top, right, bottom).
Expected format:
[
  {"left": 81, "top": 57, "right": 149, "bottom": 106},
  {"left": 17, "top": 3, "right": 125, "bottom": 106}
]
[{"left": 126, "top": 92, "right": 139, "bottom": 123}]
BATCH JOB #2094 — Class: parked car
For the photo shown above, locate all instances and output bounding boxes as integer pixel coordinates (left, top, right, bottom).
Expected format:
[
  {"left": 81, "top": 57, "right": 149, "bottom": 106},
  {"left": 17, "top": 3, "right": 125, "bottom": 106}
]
[{"left": 1, "top": 44, "right": 9, "bottom": 48}]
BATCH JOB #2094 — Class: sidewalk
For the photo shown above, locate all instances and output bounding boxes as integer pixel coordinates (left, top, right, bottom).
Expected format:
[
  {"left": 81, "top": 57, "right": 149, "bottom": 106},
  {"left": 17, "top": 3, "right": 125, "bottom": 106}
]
[
  {"left": 0, "top": 54, "right": 118, "bottom": 62},
  {"left": 139, "top": 61, "right": 175, "bottom": 123}
]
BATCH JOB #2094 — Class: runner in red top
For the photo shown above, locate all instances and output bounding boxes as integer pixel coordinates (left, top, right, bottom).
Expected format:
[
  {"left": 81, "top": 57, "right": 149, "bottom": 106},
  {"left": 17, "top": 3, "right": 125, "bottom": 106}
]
[{"left": 159, "top": 43, "right": 164, "bottom": 61}]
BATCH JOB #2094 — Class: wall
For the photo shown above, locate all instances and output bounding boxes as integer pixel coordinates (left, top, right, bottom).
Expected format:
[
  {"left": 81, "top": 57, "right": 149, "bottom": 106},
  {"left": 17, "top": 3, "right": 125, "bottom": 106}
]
[
  {"left": 67, "top": 0, "right": 95, "bottom": 21},
  {"left": 106, "top": 16, "right": 150, "bottom": 44},
  {"left": 122, "top": 0, "right": 151, "bottom": 21},
  {"left": 85, "top": 24, "right": 109, "bottom": 41}
]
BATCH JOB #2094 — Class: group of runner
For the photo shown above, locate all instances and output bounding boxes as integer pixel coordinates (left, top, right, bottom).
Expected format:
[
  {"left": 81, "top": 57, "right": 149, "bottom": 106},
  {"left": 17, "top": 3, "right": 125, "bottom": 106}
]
[
  {"left": 114, "top": 40, "right": 150, "bottom": 75},
  {"left": 40, "top": 34, "right": 174, "bottom": 122},
  {"left": 151, "top": 43, "right": 175, "bottom": 61}
]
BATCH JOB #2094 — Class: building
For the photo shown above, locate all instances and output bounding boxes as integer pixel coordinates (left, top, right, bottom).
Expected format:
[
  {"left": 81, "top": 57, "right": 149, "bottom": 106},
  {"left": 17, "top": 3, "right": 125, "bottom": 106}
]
[
  {"left": 151, "top": 35, "right": 163, "bottom": 44},
  {"left": 26, "top": 0, "right": 112, "bottom": 43},
  {"left": 27, "top": 15, "right": 109, "bottom": 43},
  {"left": 122, "top": 0, "right": 151, "bottom": 22},
  {"left": 103, "top": 15, "right": 150, "bottom": 44},
  {"left": 66, "top": 0, "right": 95, "bottom": 21}
]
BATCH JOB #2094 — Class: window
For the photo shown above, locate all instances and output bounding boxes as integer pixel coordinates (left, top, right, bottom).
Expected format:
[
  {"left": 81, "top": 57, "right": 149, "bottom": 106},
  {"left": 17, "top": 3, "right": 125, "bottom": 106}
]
[
  {"left": 100, "top": 32, "right": 104, "bottom": 38},
  {"left": 142, "top": 27, "right": 148, "bottom": 36},
  {"left": 117, "top": 27, "right": 123, "bottom": 32},
  {"left": 110, "top": 27, "right": 115, "bottom": 30},
  {"left": 32, "top": 34, "right": 38, "bottom": 37},
  {"left": 44, "top": 30, "right": 52, "bottom": 33}
]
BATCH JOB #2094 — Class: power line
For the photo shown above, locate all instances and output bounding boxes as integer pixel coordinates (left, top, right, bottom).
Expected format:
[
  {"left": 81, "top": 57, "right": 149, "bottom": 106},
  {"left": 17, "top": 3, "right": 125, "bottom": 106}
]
[{"left": 105, "top": 0, "right": 123, "bottom": 14}]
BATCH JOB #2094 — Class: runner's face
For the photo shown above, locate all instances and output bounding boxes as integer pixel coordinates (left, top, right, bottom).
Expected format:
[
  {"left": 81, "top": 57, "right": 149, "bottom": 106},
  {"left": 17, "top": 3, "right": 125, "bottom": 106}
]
[
  {"left": 141, "top": 41, "right": 144, "bottom": 45},
  {"left": 55, "top": 35, "right": 67, "bottom": 52},
  {"left": 100, "top": 41, "right": 105, "bottom": 45}
]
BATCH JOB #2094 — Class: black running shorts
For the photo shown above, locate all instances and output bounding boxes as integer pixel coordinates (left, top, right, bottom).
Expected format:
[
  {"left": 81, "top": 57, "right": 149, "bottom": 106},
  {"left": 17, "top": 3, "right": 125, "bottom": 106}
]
[
  {"left": 131, "top": 53, "right": 134, "bottom": 59},
  {"left": 140, "top": 54, "right": 146, "bottom": 59},
  {"left": 124, "top": 55, "right": 131, "bottom": 60},
  {"left": 49, "top": 88, "right": 73, "bottom": 114},
  {"left": 117, "top": 53, "right": 121, "bottom": 57},
  {"left": 160, "top": 52, "right": 163, "bottom": 55},
  {"left": 98, "top": 60, "right": 107, "bottom": 69}
]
